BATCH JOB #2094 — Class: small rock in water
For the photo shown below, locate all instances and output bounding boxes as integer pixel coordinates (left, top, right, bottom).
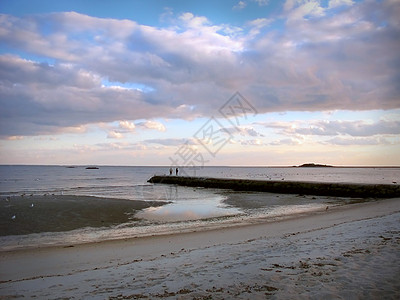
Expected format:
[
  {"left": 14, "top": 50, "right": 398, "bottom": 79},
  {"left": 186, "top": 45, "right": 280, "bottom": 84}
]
[{"left": 11, "top": 215, "right": 16, "bottom": 220}]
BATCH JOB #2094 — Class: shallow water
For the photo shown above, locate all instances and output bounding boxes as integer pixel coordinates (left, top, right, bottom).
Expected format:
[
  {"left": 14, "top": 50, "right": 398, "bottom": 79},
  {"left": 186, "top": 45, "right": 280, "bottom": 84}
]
[
  {"left": 0, "top": 195, "right": 168, "bottom": 236},
  {"left": 0, "top": 165, "right": 398, "bottom": 250}
]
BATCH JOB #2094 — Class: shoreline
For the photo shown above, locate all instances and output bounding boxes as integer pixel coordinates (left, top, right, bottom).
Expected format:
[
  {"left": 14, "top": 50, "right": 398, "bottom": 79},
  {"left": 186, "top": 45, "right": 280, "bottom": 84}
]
[
  {"left": 1, "top": 198, "right": 397, "bottom": 254},
  {"left": 0, "top": 189, "right": 348, "bottom": 251},
  {"left": 1, "top": 198, "right": 399, "bottom": 298},
  {"left": 0, "top": 194, "right": 373, "bottom": 252}
]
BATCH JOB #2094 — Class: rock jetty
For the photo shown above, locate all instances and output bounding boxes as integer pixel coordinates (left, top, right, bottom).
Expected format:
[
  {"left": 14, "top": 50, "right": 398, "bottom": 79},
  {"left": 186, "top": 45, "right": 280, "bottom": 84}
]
[{"left": 148, "top": 176, "right": 400, "bottom": 198}]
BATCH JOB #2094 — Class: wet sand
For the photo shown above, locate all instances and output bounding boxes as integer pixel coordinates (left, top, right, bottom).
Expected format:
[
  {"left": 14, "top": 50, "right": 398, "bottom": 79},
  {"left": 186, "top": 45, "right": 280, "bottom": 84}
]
[
  {"left": 0, "top": 195, "right": 167, "bottom": 235},
  {"left": 0, "top": 197, "right": 399, "bottom": 299}
]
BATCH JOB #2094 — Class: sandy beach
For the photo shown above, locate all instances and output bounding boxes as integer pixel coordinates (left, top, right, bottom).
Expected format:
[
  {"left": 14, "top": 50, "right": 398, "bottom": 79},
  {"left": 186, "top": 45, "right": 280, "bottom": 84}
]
[{"left": 1, "top": 197, "right": 399, "bottom": 299}]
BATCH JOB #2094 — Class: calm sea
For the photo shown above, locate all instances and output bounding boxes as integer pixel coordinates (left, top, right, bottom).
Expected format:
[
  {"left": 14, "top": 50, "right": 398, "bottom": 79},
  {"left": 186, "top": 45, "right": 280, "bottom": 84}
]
[{"left": 1, "top": 165, "right": 399, "bottom": 250}]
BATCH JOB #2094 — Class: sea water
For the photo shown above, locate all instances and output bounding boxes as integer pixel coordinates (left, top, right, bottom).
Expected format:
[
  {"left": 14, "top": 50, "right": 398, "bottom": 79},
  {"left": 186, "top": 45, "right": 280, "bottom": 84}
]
[{"left": 0, "top": 165, "right": 399, "bottom": 250}]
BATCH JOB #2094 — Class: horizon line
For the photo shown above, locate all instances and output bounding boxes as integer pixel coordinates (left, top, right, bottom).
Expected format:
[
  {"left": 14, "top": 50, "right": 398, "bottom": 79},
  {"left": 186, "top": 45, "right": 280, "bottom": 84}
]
[{"left": 1, "top": 164, "right": 399, "bottom": 168}]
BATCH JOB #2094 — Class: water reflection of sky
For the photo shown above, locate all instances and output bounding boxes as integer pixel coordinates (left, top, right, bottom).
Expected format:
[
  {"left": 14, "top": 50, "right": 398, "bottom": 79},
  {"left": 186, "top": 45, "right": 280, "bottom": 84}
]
[{"left": 137, "top": 186, "right": 240, "bottom": 222}]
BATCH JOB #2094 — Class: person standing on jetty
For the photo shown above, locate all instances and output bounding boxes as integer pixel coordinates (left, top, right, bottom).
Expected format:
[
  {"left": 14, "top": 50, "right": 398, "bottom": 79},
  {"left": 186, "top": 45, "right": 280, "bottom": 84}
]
[
  {"left": 176, "top": 168, "right": 179, "bottom": 176},
  {"left": 169, "top": 168, "right": 173, "bottom": 176}
]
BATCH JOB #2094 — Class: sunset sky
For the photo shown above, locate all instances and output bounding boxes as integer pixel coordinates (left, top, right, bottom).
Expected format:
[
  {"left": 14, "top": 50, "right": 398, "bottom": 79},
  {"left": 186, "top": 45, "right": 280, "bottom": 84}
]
[{"left": 0, "top": 0, "right": 399, "bottom": 166}]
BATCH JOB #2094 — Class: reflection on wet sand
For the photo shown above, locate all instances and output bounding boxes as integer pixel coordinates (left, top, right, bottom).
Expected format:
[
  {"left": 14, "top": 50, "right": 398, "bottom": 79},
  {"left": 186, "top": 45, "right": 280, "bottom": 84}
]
[{"left": 136, "top": 188, "right": 240, "bottom": 222}]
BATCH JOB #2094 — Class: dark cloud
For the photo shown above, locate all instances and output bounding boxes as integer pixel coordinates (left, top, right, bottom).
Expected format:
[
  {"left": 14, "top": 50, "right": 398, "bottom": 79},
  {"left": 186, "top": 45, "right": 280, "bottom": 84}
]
[
  {"left": 0, "top": 55, "right": 99, "bottom": 88},
  {"left": 0, "top": 0, "right": 399, "bottom": 137}
]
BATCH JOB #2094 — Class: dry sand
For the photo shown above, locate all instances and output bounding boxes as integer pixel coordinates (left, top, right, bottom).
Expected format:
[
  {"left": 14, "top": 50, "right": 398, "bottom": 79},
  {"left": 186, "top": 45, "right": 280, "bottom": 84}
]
[{"left": 1, "top": 198, "right": 399, "bottom": 299}]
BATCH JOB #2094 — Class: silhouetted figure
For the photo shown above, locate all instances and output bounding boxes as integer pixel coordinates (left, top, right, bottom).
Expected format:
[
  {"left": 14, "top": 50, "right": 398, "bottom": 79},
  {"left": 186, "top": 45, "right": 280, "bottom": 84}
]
[
  {"left": 176, "top": 168, "right": 179, "bottom": 176},
  {"left": 169, "top": 168, "right": 173, "bottom": 175}
]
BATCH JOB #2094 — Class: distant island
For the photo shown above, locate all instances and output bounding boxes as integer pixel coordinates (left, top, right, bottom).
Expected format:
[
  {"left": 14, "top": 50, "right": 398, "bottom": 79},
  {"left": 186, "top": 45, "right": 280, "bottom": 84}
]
[
  {"left": 85, "top": 167, "right": 99, "bottom": 170},
  {"left": 296, "top": 163, "right": 333, "bottom": 168}
]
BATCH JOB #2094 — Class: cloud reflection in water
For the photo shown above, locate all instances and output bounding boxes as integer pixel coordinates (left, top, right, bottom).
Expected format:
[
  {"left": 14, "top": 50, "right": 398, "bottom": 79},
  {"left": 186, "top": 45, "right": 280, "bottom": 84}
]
[{"left": 137, "top": 190, "right": 239, "bottom": 222}]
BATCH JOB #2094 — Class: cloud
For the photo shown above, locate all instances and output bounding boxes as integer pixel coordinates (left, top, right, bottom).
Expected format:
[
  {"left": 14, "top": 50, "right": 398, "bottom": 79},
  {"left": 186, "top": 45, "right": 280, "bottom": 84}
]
[
  {"left": 105, "top": 120, "right": 166, "bottom": 139},
  {"left": 328, "top": 0, "right": 354, "bottom": 9},
  {"left": 259, "top": 118, "right": 400, "bottom": 147},
  {"left": 269, "top": 137, "right": 303, "bottom": 146},
  {"left": 144, "top": 138, "right": 198, "bottom": 146},
  {"left": 160, "top": 7, "right": 174, "bottom": 24},
  {"left": 283, "top": 0, "right": 326, "bottom": 21},
  {"left": 247, "top": 18, "right": 272, "bottom": 28},
  {"left": 0, "top": 55, "right": 172, "bottom": 137},
  {"left": 253, "top": 0, "right": 270, "bottom": 6},
  {"left": 221, "top": 126, "right": 264, "bottom": 137},
  {"left": 247, "top": 18, "right": 273, "bottom": 37},
  {"left": 119, "top": 121, "right": 136, "bottom": 131},
  {"left": 240, "top": 138, "right": 263, "bottom": 146},
  {"left": 233, "top": 0, "right": 269, "bottom": 10},
  {"left": 233, "top": 1, "right": 247, "bottom": 10},
  {"left": 107, "top": 131, "right": 124, "bottom": 139},
  {"left": 0, "top": 1, "right": 399, "bottom": 138},
  {"left": 265, "top": 120, "right": 400, "bottom": 137},
  {"left": 0, "top": 55, "right": 100, "bottom": 88},
  {"left": 322, "top": 136, "right": 393, "bottom": 146},
  {"left": 136, "top": 120, "right": 166, "bottom": 132},
  {"left": 5, "top": 136, "right": 24, "bottom": 141}
]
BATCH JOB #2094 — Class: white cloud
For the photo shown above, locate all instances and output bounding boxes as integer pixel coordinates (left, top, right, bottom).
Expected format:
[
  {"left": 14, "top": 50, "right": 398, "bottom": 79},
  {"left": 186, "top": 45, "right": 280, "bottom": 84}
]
[
  {"left": 160, "top": 7, "right": 174, "bottom": 24},
  {"left": 240, "top": 138, "right": 263, "bottom": 146},
  {"left": 322, "top": 136, "right": 392, "bottom": 146},
  {"left": 136, "top": 120, "right": 166, "bottom": 132},
  {"left": 328, "top": 0, "right": 354, "bottom": 9},
  {"left": 221, "top": 126, "right": 265, "bottom": 137},
  {"left": 253, "top": 0, "right": 270, "bottom": 6},
  {"left": 233, "top": 1, "right": 247, "bottom": 10},
  {"left": 265, "top": 120, "right": 400, "bottom": 137},
  {"left": 0, "top": 1, "right": 399, "bottom": 138},
  {"left": 5, "top": 136, "right": 24, "bottom": 141},
  {"left": 269, "top": 138, "right": 302, "bottom": 146},
  {"left": 247, "top": 18, "right": 272, "bottom": 36},
  {"left": 103, "top": 120, "right": 166, "bottom": 139},
  {"left": 247, "top": 18, "right": 272, "bottom": 27},
  {"left": 95, "top": 142, "right": 148, "bottom": 151},
  {"left": 144, "top": 138, "right": 198, "bottom": 146},
  {"left": 107, "top": 131, "right": 124, "bottom": 139},
  {"left": 119, "top": 121, "right": 136, "bottom": 131},
  {"left": 284, "top": 0, "right": 325, "bottom": 21}
]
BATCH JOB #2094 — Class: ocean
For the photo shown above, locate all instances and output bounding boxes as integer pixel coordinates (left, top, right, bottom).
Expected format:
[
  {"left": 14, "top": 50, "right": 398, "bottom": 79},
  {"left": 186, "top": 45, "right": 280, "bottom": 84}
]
[{"left": 1, "top": 165, "right": 399, "bottom": 251}]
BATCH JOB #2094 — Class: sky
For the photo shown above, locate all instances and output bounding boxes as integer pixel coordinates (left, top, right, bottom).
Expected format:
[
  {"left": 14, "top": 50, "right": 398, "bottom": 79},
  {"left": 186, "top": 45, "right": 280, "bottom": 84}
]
[{"left": 0, "top": 0, "right": 399, "bottom": 166}]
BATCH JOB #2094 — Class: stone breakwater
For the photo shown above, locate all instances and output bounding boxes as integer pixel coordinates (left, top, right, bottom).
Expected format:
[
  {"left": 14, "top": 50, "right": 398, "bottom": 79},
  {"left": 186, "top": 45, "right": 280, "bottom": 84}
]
[{"left": 148, "top": 176, "right": 400, "bottom": 198}]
